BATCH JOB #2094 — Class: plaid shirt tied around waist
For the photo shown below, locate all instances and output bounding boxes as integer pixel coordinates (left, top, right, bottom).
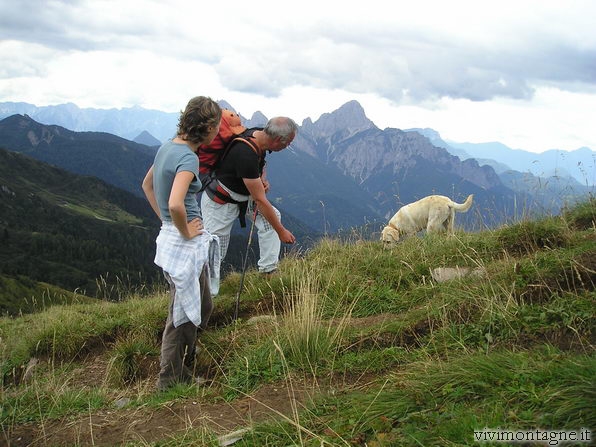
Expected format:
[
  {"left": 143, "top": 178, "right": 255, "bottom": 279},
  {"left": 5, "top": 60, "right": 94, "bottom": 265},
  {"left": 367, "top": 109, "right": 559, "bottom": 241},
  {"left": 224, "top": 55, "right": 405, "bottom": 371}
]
[{"left": 154, "top": 222, "right": 220, "bottom": 327}]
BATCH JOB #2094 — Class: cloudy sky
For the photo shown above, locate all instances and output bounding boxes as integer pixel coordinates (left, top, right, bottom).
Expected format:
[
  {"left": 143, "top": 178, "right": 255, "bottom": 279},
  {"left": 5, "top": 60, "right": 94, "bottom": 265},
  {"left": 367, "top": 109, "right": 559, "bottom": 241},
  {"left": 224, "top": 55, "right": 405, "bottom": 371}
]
[{"left": 1, "top": 0, "right": 595, "bottom": 153}]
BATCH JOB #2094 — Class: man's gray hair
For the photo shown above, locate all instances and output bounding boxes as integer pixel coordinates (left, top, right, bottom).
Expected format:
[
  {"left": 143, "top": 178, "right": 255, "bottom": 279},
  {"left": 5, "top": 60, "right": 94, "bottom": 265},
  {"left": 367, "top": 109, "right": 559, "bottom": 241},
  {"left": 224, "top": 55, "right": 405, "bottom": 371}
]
[{"left": 264, "top": 116, "right": 298, "bottom": 141}]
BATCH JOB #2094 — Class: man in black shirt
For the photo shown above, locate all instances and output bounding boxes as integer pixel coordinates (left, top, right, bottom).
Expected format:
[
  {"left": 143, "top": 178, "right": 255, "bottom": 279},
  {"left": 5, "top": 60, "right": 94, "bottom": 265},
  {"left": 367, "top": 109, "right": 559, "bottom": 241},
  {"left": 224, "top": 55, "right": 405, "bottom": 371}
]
[{"left": 201, "top": 116, "right": 297, "bottom": 276}]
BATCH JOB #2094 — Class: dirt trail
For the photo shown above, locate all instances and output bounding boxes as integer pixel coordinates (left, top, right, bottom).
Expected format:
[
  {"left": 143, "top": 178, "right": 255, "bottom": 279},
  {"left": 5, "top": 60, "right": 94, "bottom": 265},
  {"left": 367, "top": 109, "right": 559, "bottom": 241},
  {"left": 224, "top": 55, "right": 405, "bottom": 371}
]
[
  {"left": 2, "top": 314, "right": 393, "bottom": 447},
  {"left": 4, "top": 380, "right": 312, "bottom": 446}
]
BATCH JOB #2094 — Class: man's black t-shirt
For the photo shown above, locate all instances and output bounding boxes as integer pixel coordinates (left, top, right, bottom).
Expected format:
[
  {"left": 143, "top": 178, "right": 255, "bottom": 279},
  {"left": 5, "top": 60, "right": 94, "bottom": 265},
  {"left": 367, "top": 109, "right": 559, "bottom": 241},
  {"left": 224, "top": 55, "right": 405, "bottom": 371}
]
[{"left": 216, "top": 129, "right": 265, "bottom": 195}]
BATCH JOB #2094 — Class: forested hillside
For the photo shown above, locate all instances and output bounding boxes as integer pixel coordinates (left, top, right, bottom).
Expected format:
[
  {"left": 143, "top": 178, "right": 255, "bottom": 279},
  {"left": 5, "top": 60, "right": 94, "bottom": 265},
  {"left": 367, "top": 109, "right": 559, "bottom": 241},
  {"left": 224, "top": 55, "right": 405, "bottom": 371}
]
[{"left": 0, "top": 149, "right": 161, "bottom": 314}]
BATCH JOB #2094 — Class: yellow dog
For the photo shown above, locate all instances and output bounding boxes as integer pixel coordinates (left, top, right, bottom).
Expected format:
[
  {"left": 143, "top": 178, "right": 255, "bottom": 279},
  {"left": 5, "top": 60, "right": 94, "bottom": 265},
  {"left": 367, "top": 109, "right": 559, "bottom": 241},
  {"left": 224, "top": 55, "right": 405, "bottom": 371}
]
[{"left": 381, "top": 194, "right": 474, "bottom": 243}]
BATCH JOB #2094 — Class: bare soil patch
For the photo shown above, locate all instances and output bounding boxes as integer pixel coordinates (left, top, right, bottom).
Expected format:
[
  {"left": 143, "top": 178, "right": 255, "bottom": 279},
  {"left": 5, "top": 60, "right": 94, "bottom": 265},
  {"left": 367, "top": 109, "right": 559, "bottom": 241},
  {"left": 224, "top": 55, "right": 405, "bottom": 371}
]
[
  {"left": 5, "top": 380, "right": 313, "bottom": 446},
  {"left": 2, "top": 315, "right": 390, "bottom": 447}
]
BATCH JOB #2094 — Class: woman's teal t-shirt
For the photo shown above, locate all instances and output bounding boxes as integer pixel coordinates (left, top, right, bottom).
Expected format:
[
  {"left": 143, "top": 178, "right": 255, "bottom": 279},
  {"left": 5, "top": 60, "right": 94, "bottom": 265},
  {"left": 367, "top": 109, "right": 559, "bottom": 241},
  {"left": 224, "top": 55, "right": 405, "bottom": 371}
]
[{"left": 152, "top": 140, "right": 201, "bottom": 222}]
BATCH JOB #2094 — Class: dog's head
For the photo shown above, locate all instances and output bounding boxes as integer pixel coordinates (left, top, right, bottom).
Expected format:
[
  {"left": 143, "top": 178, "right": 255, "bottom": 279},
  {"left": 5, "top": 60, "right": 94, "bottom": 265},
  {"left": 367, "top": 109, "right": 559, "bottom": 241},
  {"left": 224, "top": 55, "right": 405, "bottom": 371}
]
[{"left": 380, "top": 226, "right": 401, "bottom": 244}]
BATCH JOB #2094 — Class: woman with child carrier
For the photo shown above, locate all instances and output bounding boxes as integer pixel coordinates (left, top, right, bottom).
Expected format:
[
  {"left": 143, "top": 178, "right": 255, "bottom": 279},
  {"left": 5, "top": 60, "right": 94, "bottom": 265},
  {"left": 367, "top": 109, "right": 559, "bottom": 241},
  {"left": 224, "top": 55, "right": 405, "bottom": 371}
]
[{"left": 142, "top": 96, "right": 221, "bottom": 391}]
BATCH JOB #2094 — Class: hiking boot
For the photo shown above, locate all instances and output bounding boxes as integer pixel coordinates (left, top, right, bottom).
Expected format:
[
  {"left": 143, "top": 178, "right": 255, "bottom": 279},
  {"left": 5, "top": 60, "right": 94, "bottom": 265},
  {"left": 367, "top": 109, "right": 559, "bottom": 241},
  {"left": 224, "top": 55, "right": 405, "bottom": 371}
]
[
  {"left": 157, "top": 375, "right": 208, "bottom": 392},
  {"left": 261, "top": 269, "right": 278, "bottom": 279}
]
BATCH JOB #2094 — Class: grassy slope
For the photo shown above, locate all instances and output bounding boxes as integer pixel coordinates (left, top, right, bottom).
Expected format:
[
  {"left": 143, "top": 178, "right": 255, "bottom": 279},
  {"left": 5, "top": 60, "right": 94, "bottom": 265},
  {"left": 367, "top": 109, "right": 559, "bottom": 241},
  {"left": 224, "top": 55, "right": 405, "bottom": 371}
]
[
  {"left": 0, "top": 200, "right": 594, "bottom": 446},
  {"left": 0, "top": 274, "right": 96, "bottom": 316}
]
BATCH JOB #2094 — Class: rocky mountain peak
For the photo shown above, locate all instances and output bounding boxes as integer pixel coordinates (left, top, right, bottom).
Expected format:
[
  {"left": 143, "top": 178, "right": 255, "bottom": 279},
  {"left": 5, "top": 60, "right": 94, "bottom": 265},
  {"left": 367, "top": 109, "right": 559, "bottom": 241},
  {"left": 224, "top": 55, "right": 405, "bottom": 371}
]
[
  {"left": 407, "top": 127, "right": 441, "bottom": 140},
  {"left": 0, "top": 114, "right": 60, "bottom": 147},
  {"left": 406, "top": 128, "right": 450, "bottom": 149},
  {"left": 245, "top": 111, "right": 268, "bottom": 128},
  {"left": 217, "top": 100, "right": 235, "bottom": 111},
  {"left": 2, "top": 113, "right": 36, "bottom": 127},
  {"left": 301, "top": 117, "right": 314, "bottom": 127},
  {"left": 133, "top": 130, "right": 161, "bottom": 147},
  {"left": 309, "top": 100, "right": 376, "bottom": 140}
]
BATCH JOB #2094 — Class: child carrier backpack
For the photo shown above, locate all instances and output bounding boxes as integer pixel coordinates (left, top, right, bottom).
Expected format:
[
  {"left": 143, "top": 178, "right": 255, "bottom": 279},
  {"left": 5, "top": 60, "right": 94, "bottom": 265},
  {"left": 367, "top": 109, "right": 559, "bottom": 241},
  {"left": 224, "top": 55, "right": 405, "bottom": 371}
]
[
  {"left": 198, "top": 110, "right": 262, "bottom": 227},
  {"left": 198, "top": 109, "right": 247, "bottom": 176},
  {"left": 198, "top": 109, "right": 260, "bottom": 189}
]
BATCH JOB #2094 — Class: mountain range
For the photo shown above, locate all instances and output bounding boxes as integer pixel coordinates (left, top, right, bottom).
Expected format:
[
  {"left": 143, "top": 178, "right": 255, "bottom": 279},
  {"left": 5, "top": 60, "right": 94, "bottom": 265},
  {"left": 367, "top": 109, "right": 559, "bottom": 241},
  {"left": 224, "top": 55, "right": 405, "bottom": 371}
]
[
  {"left": 0, "top": 101, "right": 179, "bottom": 142},
  {"left": 2, "top": 100, "right": 593, "bottom": 188},
  {"left": 1, "top": 100, "right": 593, "bottom": 314},
  {"left": 1, "top": 101, "right": 593, "bottom": 233},
  {"left": 411, "top": 127, "right": 595, "bottom": 187}
]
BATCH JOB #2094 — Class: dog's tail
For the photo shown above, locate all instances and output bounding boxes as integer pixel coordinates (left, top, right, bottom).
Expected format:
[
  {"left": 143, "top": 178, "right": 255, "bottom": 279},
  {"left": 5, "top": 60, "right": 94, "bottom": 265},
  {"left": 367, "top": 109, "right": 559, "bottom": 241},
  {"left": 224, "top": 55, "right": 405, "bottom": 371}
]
[{"left": 451, "top": 194, "right": 474, "bottom": 212}]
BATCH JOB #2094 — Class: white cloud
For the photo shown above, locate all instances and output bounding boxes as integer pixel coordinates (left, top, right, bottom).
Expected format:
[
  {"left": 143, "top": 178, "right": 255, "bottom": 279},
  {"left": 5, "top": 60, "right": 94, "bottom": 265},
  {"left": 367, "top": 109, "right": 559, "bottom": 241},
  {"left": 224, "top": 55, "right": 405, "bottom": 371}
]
[
  {"left": 0, "top": 45, "right": 225, "bottom": 109},
  {"left": 0, "top": 0, "right": 595, "bottom": 153}
]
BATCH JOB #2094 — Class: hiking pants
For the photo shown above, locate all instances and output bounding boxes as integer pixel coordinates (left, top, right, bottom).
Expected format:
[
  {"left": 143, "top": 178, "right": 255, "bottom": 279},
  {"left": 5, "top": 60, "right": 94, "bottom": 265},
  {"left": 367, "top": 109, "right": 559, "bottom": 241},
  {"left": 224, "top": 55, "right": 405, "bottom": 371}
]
[
  {"left": 157, "top": 267, "right": 213, "bottom": 390},
  {"left": 201, "top": 193, "right": 281, "bottom": 277},
  {"left": 247, "top": 200, "right": 281, "bottom": 274}
]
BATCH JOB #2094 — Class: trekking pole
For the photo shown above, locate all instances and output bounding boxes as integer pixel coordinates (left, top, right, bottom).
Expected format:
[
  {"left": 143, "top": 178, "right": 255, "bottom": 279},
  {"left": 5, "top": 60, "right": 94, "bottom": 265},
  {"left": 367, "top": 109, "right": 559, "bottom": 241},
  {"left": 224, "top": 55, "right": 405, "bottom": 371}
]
[{"left": 234, "top": 206, "right": 258, "bottom": 321}]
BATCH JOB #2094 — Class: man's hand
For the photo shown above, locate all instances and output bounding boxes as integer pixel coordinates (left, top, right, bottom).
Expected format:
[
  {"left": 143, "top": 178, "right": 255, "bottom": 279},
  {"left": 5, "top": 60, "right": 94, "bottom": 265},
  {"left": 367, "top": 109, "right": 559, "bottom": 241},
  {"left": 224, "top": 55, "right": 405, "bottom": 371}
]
[
  {"left": 244, "top": 177, "right": 293, "bottom": 243},
  {"left": 278, "top": 228, "right": 296, "bottom": 244}
]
